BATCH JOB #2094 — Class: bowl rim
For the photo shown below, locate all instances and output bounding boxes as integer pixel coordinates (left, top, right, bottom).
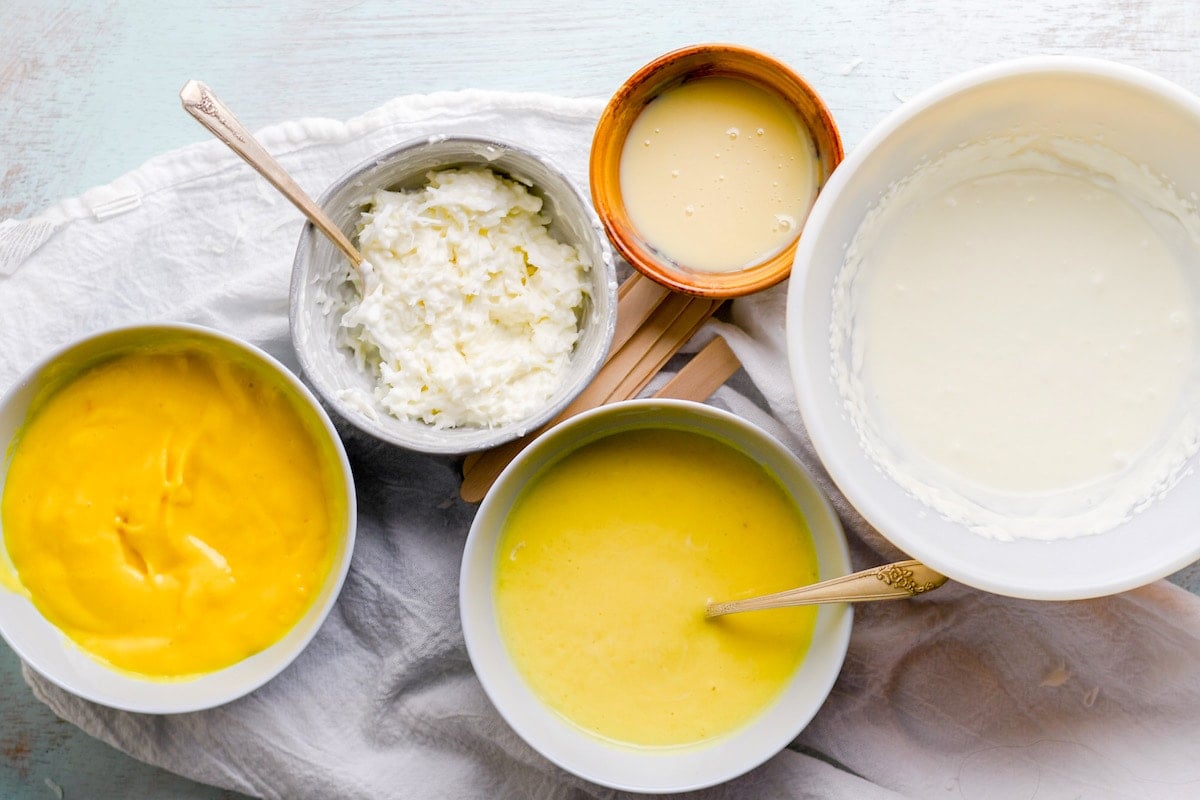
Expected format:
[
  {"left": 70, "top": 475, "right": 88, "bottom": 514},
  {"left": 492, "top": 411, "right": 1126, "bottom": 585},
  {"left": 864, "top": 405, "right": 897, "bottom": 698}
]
[
  {"left": 460, "top": 398, "right": 852, "bottom": 792},
  {"left": 289, "top": 133, "right": 619, "bottom": 456},
  {"left": 0, "top": 322, "right": 357, "bottom": 712},
  {"left": 589, "top": 43, "right": 843, "bottom": 298},
  {"left": 787, "top": 55, "right": 1200, "bottom": 600}
]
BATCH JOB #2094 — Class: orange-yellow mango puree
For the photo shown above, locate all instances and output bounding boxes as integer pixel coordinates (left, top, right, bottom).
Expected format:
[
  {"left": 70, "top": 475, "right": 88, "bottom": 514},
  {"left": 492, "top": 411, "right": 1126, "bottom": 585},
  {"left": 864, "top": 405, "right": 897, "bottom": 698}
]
[
  {"left": 1, "top": 345, "right": 342, "bottom": 678},
  {"left": 495, "top": 428, "right": 819, "bottom": 747}
]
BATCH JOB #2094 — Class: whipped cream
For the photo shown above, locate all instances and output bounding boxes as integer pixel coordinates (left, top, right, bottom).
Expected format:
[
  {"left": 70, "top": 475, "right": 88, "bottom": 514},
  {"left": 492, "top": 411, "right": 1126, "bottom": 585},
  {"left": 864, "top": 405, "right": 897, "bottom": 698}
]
[{"left": 832, "top": 135, "right": 1200, "bottom": 540}]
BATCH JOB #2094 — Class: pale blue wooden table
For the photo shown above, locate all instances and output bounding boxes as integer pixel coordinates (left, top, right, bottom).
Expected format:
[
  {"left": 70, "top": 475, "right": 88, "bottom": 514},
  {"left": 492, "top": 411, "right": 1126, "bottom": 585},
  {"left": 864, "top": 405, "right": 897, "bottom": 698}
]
[{"left": 3, "top": 1, "right": 1200, "bottom": 797}]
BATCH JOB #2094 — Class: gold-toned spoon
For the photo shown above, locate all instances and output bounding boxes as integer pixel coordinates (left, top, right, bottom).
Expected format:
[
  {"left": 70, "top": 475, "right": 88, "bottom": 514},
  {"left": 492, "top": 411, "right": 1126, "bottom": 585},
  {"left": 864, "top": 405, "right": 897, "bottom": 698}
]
[
  {"left": 705, "top": 559, "right": 947, "bottom": 618},
  {"left": 179, "top": 80, "right": 365, "bottom": 277}
]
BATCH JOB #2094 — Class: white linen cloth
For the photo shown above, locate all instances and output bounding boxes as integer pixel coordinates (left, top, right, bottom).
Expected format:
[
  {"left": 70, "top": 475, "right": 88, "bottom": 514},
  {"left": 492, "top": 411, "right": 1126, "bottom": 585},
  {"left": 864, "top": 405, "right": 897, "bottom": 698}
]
[{"left": 3, "top": 91, "right": 1200, "bottom": 799}]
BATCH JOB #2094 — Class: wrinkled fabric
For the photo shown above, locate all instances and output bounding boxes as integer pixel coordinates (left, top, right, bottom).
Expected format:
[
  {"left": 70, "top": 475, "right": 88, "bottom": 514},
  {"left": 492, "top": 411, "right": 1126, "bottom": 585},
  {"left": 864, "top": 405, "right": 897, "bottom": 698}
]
[{"left": 3, "top": 91, "right": 1200, "bottom": 800}]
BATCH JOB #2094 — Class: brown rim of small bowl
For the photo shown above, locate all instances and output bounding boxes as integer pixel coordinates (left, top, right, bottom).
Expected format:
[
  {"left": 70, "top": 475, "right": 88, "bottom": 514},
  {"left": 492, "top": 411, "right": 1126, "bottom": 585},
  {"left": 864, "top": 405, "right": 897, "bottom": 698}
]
[{"left": 590, "top": 44, "right": 844, "bottom": 298}]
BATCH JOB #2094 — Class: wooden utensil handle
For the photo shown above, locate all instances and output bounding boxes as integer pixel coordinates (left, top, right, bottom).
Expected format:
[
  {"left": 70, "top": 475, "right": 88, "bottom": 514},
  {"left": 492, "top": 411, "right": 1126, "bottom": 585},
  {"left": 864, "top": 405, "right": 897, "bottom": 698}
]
[
  {"left": 652, "top": 335, "right": 740, "bottom": 401},
  {"left": 705, "top": 559, "right": 948, "bottom": 618},
  {"left": 459, "top": 277, "right": 730, "bottom": 503}
]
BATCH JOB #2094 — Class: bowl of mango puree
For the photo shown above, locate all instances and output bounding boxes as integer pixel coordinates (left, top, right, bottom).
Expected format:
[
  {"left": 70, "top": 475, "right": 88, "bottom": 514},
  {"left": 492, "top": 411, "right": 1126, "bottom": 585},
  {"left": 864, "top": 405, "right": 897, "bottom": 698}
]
[
  {"left": 460, "top": 399, "right": 852, "bottom": 792},
  {"left": 0, "top": 324, "right": 356, "bottom": 713}
]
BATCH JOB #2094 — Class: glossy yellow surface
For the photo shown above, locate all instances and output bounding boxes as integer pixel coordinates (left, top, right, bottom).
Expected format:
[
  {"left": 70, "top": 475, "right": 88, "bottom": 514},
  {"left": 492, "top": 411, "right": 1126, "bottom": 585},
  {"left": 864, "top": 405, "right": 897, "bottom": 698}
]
[
  {"left": 1, "top": 345, "right": 342, "bottom": 678},
  {"left": 494, "top": 427, "right": 818, "bottom": 747}
]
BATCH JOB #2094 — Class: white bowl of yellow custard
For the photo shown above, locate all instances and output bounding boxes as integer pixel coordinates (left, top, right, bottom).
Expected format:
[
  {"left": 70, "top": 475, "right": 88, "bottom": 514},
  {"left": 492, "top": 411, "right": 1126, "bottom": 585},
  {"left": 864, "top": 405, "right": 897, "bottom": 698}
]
[
  {"left": 0, "top": 324, "right": 356, "bottom": 712},
  {"left": 460, "top": 400, "right": 851, "bottom": 793}
]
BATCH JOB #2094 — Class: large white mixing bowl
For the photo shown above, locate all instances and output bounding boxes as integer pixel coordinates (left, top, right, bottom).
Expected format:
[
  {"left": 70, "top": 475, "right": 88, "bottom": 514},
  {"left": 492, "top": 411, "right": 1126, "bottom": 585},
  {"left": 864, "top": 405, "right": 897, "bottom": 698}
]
[{"left": 788, "top": 57, "right": 1200, "bottom": 600}]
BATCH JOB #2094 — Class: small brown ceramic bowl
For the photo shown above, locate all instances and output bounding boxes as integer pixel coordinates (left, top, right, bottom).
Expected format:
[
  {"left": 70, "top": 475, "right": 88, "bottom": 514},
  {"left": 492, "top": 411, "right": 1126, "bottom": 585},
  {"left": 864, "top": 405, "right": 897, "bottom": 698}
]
[{"left": 590, "top": 44, "right": 843, "bottom": 298}]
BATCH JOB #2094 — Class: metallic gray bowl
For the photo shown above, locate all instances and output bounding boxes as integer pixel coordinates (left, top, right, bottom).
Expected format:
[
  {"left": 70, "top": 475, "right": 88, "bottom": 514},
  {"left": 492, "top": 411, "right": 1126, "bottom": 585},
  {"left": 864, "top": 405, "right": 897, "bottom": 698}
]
[{"left": 290, "top": 135, "right": 618, "bottom": 457}]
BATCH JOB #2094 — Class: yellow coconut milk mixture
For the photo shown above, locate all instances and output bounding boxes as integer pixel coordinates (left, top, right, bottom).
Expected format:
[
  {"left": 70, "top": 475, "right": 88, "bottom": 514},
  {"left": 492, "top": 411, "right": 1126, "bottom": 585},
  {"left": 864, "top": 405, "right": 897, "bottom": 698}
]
[{"left": 494, "top": 427, "right": 818, "bottom": 747}]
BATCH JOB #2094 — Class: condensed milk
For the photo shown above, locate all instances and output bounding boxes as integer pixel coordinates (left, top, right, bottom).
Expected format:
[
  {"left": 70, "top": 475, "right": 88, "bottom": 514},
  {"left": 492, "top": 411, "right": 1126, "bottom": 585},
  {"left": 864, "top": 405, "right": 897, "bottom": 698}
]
[{"left": 619, "top": 77, "right": 819, "bottom": 273}]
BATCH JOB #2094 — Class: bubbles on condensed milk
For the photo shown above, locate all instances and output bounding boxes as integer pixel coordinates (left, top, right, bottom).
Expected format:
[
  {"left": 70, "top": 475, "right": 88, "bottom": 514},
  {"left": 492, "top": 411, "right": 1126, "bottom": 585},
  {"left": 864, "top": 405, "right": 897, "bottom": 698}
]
[{"left": 619, "top": 76, "right": 819, "bottom": 272}]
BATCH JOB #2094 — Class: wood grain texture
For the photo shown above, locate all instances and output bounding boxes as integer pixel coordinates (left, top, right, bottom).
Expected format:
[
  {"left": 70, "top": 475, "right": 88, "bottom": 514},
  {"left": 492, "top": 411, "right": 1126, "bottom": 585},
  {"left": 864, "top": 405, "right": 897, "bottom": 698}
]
[
  {"left": 652, "top": 335, "right": 742, "bottom": 402},
  {"left": 2, "top": 1, "right": 1200, "bottom": 797},
  {"left": 5, "top": 0, "right": 1200, "bottom": 217}
]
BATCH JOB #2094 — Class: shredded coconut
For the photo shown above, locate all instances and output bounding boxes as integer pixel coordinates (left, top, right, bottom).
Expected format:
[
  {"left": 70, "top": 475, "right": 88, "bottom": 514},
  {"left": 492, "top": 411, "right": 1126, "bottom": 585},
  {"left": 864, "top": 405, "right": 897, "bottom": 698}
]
[{"left": 338, "top": 167, "right": 589, "bottom": 429}]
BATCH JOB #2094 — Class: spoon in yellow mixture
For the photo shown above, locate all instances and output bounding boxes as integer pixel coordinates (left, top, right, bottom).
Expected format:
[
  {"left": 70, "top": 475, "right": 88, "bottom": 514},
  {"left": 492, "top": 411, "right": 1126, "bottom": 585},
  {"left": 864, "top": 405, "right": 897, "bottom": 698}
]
[
  {"left": 705, "top": 559, "right": 948, "bottom": 618},
  {"left": 179, "top": 80, "right": 367, "bottom": 280}
]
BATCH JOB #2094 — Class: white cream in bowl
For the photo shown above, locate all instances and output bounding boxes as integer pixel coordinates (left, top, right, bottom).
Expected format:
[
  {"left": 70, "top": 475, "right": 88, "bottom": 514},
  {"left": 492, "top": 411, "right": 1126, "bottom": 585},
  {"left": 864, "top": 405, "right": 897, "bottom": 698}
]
[
  {"left": 788, "top": 58, "right": 1200, "bottom": 599},
  {"left": 832, "top": 134, "right": 1200, "bottom": 541}
]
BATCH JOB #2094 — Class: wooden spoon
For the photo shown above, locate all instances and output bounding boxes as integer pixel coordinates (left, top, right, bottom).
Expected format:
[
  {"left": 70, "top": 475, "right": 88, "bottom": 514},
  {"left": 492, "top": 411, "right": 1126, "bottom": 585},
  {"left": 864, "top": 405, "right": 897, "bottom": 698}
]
[{"left": 705, "top": 559, "right": 948, "bottom": 618}]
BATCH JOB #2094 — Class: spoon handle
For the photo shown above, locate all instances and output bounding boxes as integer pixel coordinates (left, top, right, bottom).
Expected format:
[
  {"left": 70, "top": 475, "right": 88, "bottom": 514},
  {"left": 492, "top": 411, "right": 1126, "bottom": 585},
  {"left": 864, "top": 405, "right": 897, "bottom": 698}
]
[
  {"left": 179, "top": 80, "right": 363, "bottom": 266},
  {"left": 705, "top": 559, "right": 948, "bottom": 618}
]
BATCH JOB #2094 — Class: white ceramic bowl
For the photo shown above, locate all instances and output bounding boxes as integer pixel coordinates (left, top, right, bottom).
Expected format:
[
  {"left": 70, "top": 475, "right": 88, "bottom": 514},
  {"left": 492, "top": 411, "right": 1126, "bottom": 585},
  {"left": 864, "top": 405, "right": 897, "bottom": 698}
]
[
  {"left": 291, "top": 135, "right": 619, "bottom": 456},
  {"left": 788, "top": 56, "right": 1200, "bottom": 600},
  {"left": 460, "top": 399, "right": 851, "bottom": 793},
  {"left": 0, "top": 324, "right": 356, "bottom": 713}
]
